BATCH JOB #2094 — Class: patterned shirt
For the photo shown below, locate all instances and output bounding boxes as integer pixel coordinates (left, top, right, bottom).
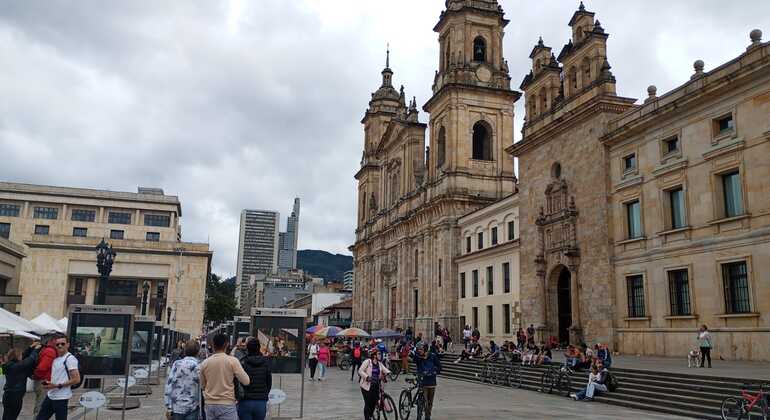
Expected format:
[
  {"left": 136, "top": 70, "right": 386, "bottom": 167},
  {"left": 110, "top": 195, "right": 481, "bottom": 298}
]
[{"left": 164, "top": 356, "right": 200, "bottom": 414}]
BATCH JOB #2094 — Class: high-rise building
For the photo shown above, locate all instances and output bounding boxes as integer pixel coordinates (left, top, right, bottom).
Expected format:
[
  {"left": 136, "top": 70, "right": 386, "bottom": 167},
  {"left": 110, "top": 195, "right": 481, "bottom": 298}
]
[
  {"left": 278, "top": 198, "right": 300, "bottom": 272},
  {"left": 235, "top": 209, "right": 279, "bottom": 313},
  {"left": 342, "top": 270, "right": 353, "bottom": 292}
]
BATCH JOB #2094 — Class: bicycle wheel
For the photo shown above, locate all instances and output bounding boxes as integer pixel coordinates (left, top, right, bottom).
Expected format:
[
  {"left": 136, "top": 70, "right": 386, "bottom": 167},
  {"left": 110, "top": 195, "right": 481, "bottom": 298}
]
[
  {"left": 540, "top": 370, "right": 555, "bottom": 394},
  {"left": 720, "top": 397, "right": 745, "bottom": 420},
  {"left": 399, "top": 390, "right": 412, "bottom": 420},
  {"left": 557, "top": 373, "right": 572, "bottom": 397},
  {"left": 339, "top": 358, "right": 350, "bottom": 370},
  {"left": 376, "top": 393, "right": 398, "bottom": 420},
  {"left": 389, "top": 364, "right": 401, "bottom": 381},
  {"left": 415, "top": 391, "right": 425, "bottom": 420}
]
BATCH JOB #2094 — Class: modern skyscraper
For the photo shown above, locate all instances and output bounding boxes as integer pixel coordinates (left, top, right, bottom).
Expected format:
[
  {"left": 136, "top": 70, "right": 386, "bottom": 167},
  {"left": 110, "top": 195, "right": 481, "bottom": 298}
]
[
  {"left": 278, "top": 198, "right": 300, "bottom": 272},
  {"left": 235, "top": 209, "right": 279, "bottom": 313}
]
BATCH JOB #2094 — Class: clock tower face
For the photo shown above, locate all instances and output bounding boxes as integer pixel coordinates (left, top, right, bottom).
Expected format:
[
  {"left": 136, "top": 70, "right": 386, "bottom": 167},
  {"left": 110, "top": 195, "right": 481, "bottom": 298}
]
[{"left": 475, "top": 66, "right": 492, "bottom": 83}]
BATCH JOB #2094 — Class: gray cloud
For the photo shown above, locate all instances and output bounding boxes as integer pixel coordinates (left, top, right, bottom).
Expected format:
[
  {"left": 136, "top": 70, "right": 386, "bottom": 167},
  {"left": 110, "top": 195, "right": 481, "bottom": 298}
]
[{"left": 1, "top": 0, "right": 766, "bottom": 276}]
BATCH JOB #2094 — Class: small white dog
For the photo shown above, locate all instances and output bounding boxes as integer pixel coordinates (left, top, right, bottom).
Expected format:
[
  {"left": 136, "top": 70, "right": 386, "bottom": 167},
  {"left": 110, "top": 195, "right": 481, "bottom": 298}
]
[{"left": 687, "top": 349, "right": 701, "bottom": 368}]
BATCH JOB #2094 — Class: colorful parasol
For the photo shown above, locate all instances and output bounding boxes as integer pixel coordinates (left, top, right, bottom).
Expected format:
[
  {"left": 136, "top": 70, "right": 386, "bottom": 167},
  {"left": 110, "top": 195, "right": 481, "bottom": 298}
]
[
  {"left": 305, "top": 325, "right": 324, "bottom": 334},
  {"left": 313, "top": 326, "right": 342, "bottom": 338},
  {"left": 337, "top": 328, "right": 371, "bottom": 338}
]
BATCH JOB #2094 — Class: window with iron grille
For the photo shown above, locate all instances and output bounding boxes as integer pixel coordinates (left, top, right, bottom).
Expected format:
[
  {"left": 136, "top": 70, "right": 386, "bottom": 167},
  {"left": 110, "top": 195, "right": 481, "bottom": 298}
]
[
  {"left": 626, "top": 275, "right": 645, "bottom": 318},
  {"left": 0, "top": 204, "right": 20, "bottom": 217},
  {"left": 503, "top": 262, "right": 511, "bottom": 293},
  {"left": 146, "top": 232, "right": 160, "bottom": 242},
  {"left": 472, "top": 270, "right": 479, "bottom": 297},
  {"left": 34, "top": 225, "right": 49, "bottom": 235},
  {"left": 491, "top": 227, "right": 498, "bottom": 245},
  {"left": 472, "top": 307, "right": 478, "bottom": 329},
  {"left": 503, "top": 304, "right": 511, "bottom": 334},
  {"left": 486, "top": 305, "right": 493, "bottom": 334},
  {"left": 722, "top": 261, "right": 750, "bottom": 314},
  {"left": 507, "top": 221, "right": 515, "bottom": 241},
  {"left": 466, "top": 236, "right": 471, "bottom": 253},
  {"left": 144, "top": 214, "right": 170, "bottom": 227},
  {"left": 109, "top": 211, "right": 132, "bottom": 224},
  {"left": 110, "top": 229, "right": 124, "bottom": 240},
  {"left": 0, "top": 223, "right": 9, "bottom": 239},
  {"left": 71, "top": 209, "right": 96, "bottom": 222},
  {"left": 72, "top": 227, "right": 87, "bottom": 237},
  {"left": 668, "top": 269, "right": 691, "bottom": 316},
  {"left": 34, "top": 207, "right": 58, "bottom": 220},
  {"left": 486, "top": 266, "right": 493, "bottom": 295},
  {"left": 477, "top": 232, "right": 484, "bottom": 250},
  {"left": 460, "top": 273, "right": 466, "bottom": 298}
]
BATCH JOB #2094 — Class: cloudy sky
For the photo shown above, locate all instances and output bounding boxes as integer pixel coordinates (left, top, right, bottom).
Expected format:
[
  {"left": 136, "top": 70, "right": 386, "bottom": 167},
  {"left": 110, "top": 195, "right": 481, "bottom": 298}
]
[{"left": 1, "top": 1, "right": 766, "bottom": 276}]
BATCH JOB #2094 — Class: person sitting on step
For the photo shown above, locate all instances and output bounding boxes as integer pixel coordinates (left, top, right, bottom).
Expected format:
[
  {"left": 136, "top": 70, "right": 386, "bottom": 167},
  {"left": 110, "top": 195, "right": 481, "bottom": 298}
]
[
  {"left": 570, "top": 359, "right": 609, "bottom": 401},
  {"left": 454, "top": 340, "right": 482, "bottom": 363}
]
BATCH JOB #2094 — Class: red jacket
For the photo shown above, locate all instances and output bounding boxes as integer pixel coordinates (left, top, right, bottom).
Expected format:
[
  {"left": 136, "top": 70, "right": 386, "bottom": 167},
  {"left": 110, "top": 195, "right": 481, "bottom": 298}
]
[{"left": 33, "top": 345, "right": 57, "bottom": 381}]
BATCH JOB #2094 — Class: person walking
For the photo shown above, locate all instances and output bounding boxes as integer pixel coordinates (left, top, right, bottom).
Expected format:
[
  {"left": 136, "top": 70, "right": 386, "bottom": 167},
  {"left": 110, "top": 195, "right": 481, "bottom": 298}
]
[
  {"left": 412, "top": 343, "right": 441, "bottom": 420},
  {"left": 36, "top": 335, "right": 80, "bottom": 420},
  {"left": 698, "top": 325, "right": 713, "bottom": 368},
  {"left": 3, "top": 342, "right": 41, "bottom": 420},
  {"left": 358, "top": 349, "right": 390, "bottom": 420},
  {"left": 238, "top": 338, "right": 272, "bottom": 420},
  {"left": 164, "top": 341, "right": 202, "bottom": 420},
  {"left": 169, "top": 340, "right": 185, "bottom": 367},
  {"left": 199, "top": 334, "right": 250, "bottom": 420},
  {"left": 307, "top": 340, "right": 320, "bottom": 381},
  {"left": 31, "top": 335, "right": 57, "bottom": 416},
  {"left": 317, "top": 341, "right": 330, "bottom": 381},
  {"left": 230, "top": 338, "right": 248, "bottom": 361},
  {"left": 350, "top": 342, "right": 363, "bottom": 381}
]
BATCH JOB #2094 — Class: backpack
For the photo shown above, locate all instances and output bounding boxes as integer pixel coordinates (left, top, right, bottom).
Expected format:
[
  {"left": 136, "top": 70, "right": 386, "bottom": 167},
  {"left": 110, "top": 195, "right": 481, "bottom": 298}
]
[
  {"left": 64, "top": 354, "right": 84, "bottom": 390},
  {"left": 606, "top": 371, "right": 619, "bottom": 392},
  {"left": 353, "top": 348, "right": 361, "bottom": 359}
]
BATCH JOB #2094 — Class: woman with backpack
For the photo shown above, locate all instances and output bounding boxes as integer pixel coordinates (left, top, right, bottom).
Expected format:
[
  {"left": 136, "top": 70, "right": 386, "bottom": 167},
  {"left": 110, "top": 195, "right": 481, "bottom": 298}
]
[
  {"left": 3, "top": 342, "right": 41, "bottom": 420},
  {"left": 350, "top": 342, "right": 363, "bottom": 381},
  {"left": 237, "top": 338, "right": 272, "bottom": 420}
]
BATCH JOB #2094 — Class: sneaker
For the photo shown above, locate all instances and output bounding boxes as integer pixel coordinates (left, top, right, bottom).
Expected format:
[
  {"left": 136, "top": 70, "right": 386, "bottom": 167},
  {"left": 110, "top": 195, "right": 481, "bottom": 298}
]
[
  {"left": 569, "top": 393, "right": 576, "bottom": 400},
  {"left": 584, "top": 397, "right": 593, "bottom": 402},
  {"left": 454, "top": 359, "right": 460, "bottom": 364}
]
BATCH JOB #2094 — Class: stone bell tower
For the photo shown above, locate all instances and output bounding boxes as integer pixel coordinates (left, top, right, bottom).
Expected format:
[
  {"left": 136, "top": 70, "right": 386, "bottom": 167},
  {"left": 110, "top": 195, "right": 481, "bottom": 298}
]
[{"left": 424, "top": 0, "right": 520, "bottom": 195}]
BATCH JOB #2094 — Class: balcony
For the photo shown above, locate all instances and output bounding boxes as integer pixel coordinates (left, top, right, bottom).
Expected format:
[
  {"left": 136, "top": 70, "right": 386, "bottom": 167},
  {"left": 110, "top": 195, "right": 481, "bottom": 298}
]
[
  {"left": 66, "top": 293, "right": 86, "bottom": 305},
  {"left": 105, "top": 295, "right": 140, "bottom": 306}
]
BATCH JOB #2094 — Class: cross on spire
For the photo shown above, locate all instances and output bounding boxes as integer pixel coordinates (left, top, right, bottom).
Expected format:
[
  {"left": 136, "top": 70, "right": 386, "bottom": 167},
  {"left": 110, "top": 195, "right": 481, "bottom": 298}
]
[{"left": 386, "top": 43, "right": 390, "bottom": 68}]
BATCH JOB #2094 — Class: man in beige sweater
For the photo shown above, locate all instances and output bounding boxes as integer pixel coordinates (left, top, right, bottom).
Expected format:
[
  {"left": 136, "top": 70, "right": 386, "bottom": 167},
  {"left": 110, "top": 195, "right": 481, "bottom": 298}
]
[{"left": 200, "top": 334, "right": 250, "bottom": 420}]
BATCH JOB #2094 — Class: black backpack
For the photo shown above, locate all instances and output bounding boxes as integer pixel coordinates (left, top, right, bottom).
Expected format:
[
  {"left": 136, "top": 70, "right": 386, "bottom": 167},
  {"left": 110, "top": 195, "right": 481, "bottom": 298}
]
[
  {"left": 64, "top": 354, "right": 84, "bottom": 390},
  {"left": 606, "top": 371, "right": 619, "bottom": 392}
]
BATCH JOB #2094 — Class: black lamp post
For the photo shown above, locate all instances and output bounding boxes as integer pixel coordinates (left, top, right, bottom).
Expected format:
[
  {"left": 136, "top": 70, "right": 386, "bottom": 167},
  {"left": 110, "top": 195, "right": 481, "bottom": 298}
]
[
  {"left": 141, "top": 280, "right": 150, "bottom": 315},
  {"left": 95, "top": 238, "right": 116, "bottom": 305}
]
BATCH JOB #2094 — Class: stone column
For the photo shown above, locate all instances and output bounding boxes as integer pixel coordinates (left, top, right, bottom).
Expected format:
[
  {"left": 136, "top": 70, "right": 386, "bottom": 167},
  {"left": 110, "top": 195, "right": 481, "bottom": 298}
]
[{"left": 569, "top": 265, "right": 583, "bottom": 345}]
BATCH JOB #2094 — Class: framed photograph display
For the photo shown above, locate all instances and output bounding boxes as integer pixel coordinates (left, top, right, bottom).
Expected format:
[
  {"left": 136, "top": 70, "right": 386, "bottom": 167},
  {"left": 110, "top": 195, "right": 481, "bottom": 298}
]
[
  {"left": 251, "top": 308, "right": 306, "bottom": 374},
  {"left": 68, "top": 305, "right": 134, "bottom": 377},
  {"left": 152, "top": 323, "right": 162, "bottom": 361},
  {"left": 131, "top": 316, "right": 155, "bottom": 365}
]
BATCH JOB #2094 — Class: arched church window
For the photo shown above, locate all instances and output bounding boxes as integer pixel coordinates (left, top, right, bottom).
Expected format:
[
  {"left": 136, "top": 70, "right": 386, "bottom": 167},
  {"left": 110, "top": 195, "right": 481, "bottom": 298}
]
[
  {"left": 539, "top": 88, "right": 548, "bottom": 114},
  {"left": 535, "top": 59, "right": 541, "bottom": 72},
  {"left": 472, "top": 121, "right": 492, "bottom": 161},
  {"left": 437, "top": 126, "right": 446, "bottom": 168},
  {"left": 576, "top": 27, "right": 584, "bottom": 41},
  {"left": 473, "top": 37, "right": 486, "bottom": 62},
  {"left": 582, "top": 57, "right": 591, "bottom": 86},
  {"left": 570, "top": 66, "right": 578, "bottom": 91}
]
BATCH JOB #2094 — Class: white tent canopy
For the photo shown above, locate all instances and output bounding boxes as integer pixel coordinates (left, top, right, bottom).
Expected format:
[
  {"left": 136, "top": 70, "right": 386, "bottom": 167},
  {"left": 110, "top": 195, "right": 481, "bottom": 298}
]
[
  {"left": 31, "top": 313, "right": 65, "bottom": 333},
  {"left": 0, "top": 307, "right": 48, "bottom": 335},
  {"left": 58, "top": 317, "right": 68, "bottom": 331}
]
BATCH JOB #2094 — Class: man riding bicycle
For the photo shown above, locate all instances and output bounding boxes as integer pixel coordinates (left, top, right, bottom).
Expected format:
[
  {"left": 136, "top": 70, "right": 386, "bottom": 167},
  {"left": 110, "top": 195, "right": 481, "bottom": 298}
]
[{"left": 412, "top": 343, "right": 441, "bottom": 420}]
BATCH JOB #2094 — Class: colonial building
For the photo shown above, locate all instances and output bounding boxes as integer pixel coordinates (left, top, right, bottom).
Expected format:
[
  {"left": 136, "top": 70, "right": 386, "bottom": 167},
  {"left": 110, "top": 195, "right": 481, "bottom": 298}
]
[
  {"left": 351, "top": 0, "right": 519, "bottom": 337},
  {"left": 456, "top": 193, "right": 520, "bottom": 345},
  {"left": 0, "top": 182, "right": 212, "bottom": 335},
  {"left": 0, "top": 237, "right": 25, "bottom": 314},
  {"left": 509, "top": 3, "right": 770, "bottom": 360}
]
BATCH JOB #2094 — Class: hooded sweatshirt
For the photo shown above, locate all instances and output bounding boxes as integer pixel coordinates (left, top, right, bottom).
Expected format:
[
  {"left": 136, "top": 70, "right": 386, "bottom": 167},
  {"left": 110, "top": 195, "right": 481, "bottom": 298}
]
[{"left": 240, "top": 354, "right": 272, "bottom": 401}]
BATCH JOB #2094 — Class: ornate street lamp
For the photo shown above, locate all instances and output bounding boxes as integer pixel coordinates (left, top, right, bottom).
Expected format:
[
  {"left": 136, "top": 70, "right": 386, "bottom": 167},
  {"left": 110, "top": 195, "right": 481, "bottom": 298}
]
[
  {"left": 141, "top": 280, "right": 150, "bottom": 315},
  {"left": 95, "top": 238, "right": 116, "bottom": 305}
]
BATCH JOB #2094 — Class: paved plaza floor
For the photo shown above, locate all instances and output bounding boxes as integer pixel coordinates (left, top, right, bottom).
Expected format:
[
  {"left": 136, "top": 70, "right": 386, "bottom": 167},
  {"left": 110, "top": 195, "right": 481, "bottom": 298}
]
[{"left": 6, "top": 365, "right": 694, "bottom": 420}]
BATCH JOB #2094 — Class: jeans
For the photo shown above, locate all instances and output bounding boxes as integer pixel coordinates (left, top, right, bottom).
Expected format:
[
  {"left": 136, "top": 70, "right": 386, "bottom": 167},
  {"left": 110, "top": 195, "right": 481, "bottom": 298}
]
[
  {"left": 2, "top": 390, "right": 25, "bottom": 420},
  {"left": 308, "top": 358, "right": 318, "bottom": 378},
  {"left": 575, "top": 382, "right": 607, "bottom": 400},
  {"left": 319, "top": 361, "right": 326, "bottom": 378},
  {"left": 700, "top": 347, "right": 712, "bottom": 367},
  {"left": 171, "top": 408, "right": 200, "bottom": 420},
  {"left": 351, "top": 359, "right": 362, "bottom": 380},
  {"left": 33, "top": 381, "right": 46, "bottom": 415},
  {"left": 204, "top": 404, "right": 238, "bottom": 420},
  {"left": 423, "top": 386, "right": 436, "bottom": 417},
  {"left": 237, "top": 400, "right": 267, "bottom": 420},
  {"left": 35, "top": 397, "right": 68, "bottom": 420}
]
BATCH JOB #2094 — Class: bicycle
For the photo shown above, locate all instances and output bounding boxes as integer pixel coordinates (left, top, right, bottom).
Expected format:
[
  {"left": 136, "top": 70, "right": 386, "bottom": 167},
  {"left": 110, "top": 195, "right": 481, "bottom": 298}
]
[
  {"left": 540, "top": 362, "right": 573, "bottom": 397},
  {"left": 399, "top": 375, "right": 425, "bottom": 420},
  {"left": 388, "top": 358, "right": 403, "bottom": 381},
  {"left": 721, "top": 382, "right": 769, "bottom": 420},
  {"left": 501, "top": 351, "right": 522, "bottom": 388},
  {"left": 374, "top": 379, "right": 399, "bottom": 420},
  {"left": 338, "top": 353, "right": 352, "bottom": 370}
]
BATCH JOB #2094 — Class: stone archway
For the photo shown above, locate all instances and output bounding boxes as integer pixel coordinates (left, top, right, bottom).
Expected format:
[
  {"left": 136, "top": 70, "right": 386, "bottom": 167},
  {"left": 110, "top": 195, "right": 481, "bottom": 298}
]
[{"left": 547, "top": 264, "right": 574, "bottom": 346}]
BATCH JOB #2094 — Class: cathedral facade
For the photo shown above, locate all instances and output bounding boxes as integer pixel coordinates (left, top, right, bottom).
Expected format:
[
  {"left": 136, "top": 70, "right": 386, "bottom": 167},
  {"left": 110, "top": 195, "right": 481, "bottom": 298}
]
[{"left": 351, "top": 0, "right": 519, "bottom": 337}]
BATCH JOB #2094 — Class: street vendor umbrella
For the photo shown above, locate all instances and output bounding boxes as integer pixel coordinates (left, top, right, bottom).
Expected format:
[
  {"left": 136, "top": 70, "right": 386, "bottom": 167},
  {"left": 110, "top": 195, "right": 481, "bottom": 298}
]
[
  {"left": 337, "top": 327, "right": 371, "bottom": 338},
  {"left": 306, "top": 325, "right": 324, "bottom": 334},
  {"left": 371, "top": 328, "right": 402, "bottom": 339},
  {"left": 314, "top": 326, "right": 342, "bottom": 338}
]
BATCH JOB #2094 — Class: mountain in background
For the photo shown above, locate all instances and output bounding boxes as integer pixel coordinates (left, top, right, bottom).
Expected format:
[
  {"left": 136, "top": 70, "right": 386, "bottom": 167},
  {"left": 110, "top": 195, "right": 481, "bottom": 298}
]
[{"left": 297, "top": 249, "right": 352, "bottom": 283}]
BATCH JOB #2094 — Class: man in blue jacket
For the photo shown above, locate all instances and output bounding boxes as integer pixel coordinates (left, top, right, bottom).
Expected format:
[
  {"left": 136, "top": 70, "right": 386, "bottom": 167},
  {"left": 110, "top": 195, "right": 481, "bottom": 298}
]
[{"left": 412, "top": 343, "right": 441, "bottom": 420}]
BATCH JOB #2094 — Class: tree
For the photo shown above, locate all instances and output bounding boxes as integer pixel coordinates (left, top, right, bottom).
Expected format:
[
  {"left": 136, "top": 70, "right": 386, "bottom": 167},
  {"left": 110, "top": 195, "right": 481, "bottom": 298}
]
[{"left": 204, "top": 273, "right": 238, "bottom": 324}]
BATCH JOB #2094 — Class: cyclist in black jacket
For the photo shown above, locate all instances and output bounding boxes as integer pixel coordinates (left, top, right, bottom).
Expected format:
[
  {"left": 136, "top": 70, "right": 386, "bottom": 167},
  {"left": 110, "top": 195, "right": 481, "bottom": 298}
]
[
  {"left": 3, "top": 343, "right": 41, "bottom": 420},
  {"left": 238, "top": 338, "right": 272, "bottom": 420},
  {"left": 412, "top": 344, "right": 441, "bottom": 420}
]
